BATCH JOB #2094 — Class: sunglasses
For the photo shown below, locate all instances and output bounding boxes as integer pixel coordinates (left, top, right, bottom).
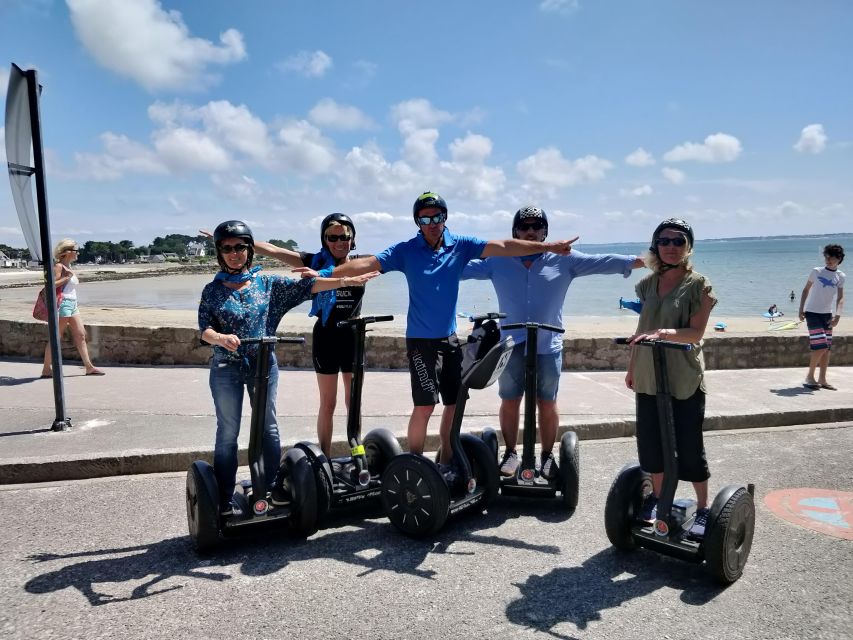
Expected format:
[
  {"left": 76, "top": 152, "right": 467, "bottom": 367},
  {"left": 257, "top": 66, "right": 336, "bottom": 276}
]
[
  {"left": 220, "top": 243, "right": 250, "bottom": 254},
  {"left": 325, "top": 234, "right": 352, "bottom": 243},
  {"left": 515, "top": 221, "right": 546, "bottom": 232},
  {"left": 416, "top": 213, "right": 447, "bottom": 226},
  {"left": 655, "top": 237, "right": 687, "bottom": 247}
]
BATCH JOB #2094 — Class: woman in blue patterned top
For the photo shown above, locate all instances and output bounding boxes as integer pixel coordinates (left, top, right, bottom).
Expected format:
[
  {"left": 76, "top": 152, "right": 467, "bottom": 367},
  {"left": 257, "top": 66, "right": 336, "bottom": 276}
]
[{"left": 198, "top": 220, "right": 378, "bottom": 516}]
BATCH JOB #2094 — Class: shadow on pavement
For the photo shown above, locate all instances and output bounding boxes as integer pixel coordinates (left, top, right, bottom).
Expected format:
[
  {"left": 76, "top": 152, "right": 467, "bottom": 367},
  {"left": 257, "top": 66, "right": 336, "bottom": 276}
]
[
  {"left": 770, "top": 385, "right": 817, "bottom": 397},
  {"left": 505, "top": 547, "right": 723, "bottom": 639},
  {"left": 0, "top": 375, "right": 42, "bottom": 387}
]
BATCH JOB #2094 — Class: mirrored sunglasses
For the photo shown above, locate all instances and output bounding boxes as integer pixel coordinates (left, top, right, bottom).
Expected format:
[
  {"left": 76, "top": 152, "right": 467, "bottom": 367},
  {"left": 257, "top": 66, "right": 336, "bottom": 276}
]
[
  {"left": 515, "top": 221, "right": 546, "bottom": 232},
  {"left": 655, "top": 237, "right": 687, "bottom": 247},
  {"left": 416, "top": 212, "right": 447, "bottom": 226},
  {"left": 325, "top": 234, "right": 352, "bottom": 243},
  {"left": 220, "top": 243, "right": 249, "bottom": 254}
]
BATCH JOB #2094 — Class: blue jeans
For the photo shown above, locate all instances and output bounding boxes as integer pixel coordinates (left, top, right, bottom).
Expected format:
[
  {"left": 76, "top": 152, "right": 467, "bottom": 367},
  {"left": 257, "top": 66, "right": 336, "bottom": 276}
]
[
  {"left": 498, "top": 347, "right": 562, "bottom": 401},
  {"left": 209, "top": 352, "right": 281, "bottom": 509}
]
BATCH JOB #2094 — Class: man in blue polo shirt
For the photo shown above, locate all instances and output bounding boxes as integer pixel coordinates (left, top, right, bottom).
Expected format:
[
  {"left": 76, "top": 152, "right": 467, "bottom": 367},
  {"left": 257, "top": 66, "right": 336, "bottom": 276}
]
[
  {"left": 325, "top": 192, "right": 578, "bottom": 462},
  {"left": 463, "top": 205, "right": 644, "bottom": 479}
]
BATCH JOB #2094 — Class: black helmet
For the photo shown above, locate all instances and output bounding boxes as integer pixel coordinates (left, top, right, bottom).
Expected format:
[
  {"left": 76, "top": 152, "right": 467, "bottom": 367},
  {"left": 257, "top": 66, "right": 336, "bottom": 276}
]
[
  {"left": 213, "top": 220, "right": 254, "bottom": 246},
  {"left": 213, "top": 220, "right": 254, "bottom": 272},
  {"left": 512, "top": 205, "right": 549, "bottom": 239},
  {"left": 413, "top": 191, "right": 448, "bottom": 220},
  {"left": 651, "top": 218, "right": 693, "bottom": 250},
  {"left": 320, "top": 213, "right": 356, "bottom": 250}
]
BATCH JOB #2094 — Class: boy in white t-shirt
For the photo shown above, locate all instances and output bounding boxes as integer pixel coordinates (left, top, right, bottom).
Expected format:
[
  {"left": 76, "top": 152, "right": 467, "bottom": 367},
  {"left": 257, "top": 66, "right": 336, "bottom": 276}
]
[{"left": 799, "top": 244, "right": 845, "bottom": 390}]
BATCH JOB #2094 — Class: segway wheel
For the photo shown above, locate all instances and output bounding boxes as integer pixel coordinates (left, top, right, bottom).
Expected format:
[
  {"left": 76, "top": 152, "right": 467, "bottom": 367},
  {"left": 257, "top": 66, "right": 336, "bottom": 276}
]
[
  {"left": 363, "top": 428, "right": 403, "bottom": 476},
  {"left": 186, "top": 461, "right": 220, "bottom": 553},
  {"left": 293, "top": 442, "right": 332, "bottom": 524},
  {"left": 480, "top": 427, "right": 499, "bottom": 461},
  {"left": 704, "top": 487, "right": 756, "bottom": 584},
  {"left": 382, "top": 454, "right": 449, "bottom": 537},
  {"left": 604, "top": 463, "right": 651, "bottom": 550},
  {"left": 461, "top": 433, "right": 500, "bottom": 507},
  {"left": 280, "top": 448, "right": 319, "bottom": 538},
  {"left": 559, "top": 431, "right": 580, "bottom": 510}
]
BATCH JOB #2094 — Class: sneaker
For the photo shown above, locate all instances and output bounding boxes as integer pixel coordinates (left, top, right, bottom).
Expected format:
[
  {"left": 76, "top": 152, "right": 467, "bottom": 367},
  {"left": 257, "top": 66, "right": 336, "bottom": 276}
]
[
  {"left": 437, "top": 462, "right": 458, "bottom": 485},
  {"left": 639, "top": 494, "right": 658, "bottom": 522},
  {"left": 539, "top": 452, "right": 557, "bottom": 480},
  {"left": 269, "top": 484, "right": 290, "bottom": 506},
  {"left": 688, "top": 508, "right": 710, "bottom": 538},
  {"left": 499, "top": 450, "right": 519, "bottom": 477},
  {"left": 220, "top": 501, "right": 244, "bottom": 517}
]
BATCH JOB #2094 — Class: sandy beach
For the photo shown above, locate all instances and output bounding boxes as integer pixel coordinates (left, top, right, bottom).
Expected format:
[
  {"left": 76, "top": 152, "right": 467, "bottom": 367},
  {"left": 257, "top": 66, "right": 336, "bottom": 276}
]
[{"left": 0, "top": 263, "right": 844, "bottom": 338}]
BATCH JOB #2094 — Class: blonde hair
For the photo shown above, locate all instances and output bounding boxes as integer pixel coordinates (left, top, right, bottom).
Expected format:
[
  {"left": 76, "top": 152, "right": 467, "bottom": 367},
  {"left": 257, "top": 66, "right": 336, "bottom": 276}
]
[
  {"left": 53, "top": 238, "right": 78, "bottom": 260},
  {"left": 643, "top": 245, "right": 694, "bottom": 275}
]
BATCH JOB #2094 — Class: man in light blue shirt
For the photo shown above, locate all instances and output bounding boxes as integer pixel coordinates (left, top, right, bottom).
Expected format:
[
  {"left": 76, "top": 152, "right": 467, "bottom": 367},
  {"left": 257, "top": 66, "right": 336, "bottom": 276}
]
[
  {"left": 326, "top": 193, "right": 578, "bottom": 463},
  {"left": 463, "top": 206, "right": 644, "bottom": 479}
]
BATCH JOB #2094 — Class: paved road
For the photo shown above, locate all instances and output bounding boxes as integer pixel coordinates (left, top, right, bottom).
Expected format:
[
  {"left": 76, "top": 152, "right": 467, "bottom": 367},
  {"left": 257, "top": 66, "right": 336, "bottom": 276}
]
[{"left": 2, "top": 424, "right": 851, "bottom": 640}]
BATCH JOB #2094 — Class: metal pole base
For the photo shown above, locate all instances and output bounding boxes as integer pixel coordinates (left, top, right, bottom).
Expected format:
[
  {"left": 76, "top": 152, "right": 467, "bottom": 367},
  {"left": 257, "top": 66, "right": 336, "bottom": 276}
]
[{"left": 51, "top": 418, "right": 72, "bottom": 432}]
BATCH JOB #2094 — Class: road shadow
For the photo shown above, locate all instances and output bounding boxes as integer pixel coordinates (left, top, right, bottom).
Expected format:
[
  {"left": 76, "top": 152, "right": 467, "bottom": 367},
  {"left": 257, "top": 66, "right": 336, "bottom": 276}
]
[
  {"left": 770, "top": 385, "right": 818, "bottom": 397},
  {"left": 0, "top": 375, "right": 42, "bottom": 387},
  {"left": 505, "top": 547, "right": 723, "bottom": 639}
]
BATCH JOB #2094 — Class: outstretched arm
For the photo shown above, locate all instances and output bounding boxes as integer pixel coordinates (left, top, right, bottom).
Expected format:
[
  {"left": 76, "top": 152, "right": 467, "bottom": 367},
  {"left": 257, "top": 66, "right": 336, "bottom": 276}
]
[
  {"left": 295, "top": 255, "right": 381, "bottom": 278},
  {"left": 481, "top": 236, "right": 579, "bottom": 258},
  {"left": 311, "top": 271, "right": 379, "bottom": 293},
  {"left": 253, "top": 240, "right": 304, "bottom": 268}
]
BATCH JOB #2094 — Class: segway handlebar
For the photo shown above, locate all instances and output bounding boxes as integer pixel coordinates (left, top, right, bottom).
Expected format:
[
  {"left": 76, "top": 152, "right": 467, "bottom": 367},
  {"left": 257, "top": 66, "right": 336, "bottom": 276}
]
[
  {"left": 502, "top": 321, "right": 565, "bottom": 334},
  {"left": 238, "top": 336, "right": 306, "bottom": 345},
  {"left": 614, "top": 337, "right": 693, "bottom": 351},
  {"left": 468, "top": 312, "right": 506, "bottom": 323},
  {"left": 336, "top": 315, "right": 394, "bottom": 329}
]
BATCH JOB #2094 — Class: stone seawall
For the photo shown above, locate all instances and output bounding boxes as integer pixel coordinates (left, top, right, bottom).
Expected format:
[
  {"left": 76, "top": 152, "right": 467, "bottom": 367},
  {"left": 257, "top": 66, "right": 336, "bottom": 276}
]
[{"left": 2, "top": 318, "right": 849, "bottom": 370}]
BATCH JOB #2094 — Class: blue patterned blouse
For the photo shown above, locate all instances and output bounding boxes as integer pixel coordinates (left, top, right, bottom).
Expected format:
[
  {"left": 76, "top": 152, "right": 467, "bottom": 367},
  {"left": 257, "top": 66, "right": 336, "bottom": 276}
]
[{"left": 198, "top": 274, "right": 315, "bottom": 362}]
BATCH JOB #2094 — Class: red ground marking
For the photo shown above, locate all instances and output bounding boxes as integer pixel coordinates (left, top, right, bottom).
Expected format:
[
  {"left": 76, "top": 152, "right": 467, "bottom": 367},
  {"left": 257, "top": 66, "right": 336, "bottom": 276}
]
[{"left": 765, "top": 488, "right": 853, "bottom": 541}]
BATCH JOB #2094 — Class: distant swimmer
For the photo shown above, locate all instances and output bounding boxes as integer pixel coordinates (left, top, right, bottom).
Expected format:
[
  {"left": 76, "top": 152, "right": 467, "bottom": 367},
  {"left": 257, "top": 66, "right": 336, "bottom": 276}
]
[{"left": 789, "top": 290, "right": 796, "bottom": 302}]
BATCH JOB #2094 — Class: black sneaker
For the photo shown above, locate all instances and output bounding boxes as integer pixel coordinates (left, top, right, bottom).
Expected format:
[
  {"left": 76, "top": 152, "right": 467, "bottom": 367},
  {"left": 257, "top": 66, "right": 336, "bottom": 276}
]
[
  {"left": 220, "top": 501, "right": 244, "bottom": 517},
  {"left": 270, "top": 485, "right": 290, "bottom": 506},
  {"left": 688, "top": 507, "right": 710, "bottom": 538},
  {"left": 639, "top": 494, "right": 658, "bottom": 522},
  {"left": 499, "top": 450, "right": 519, "bottom": 477},
  {"left": 539, "top": 452, "right": 557, "bottom": 480}
]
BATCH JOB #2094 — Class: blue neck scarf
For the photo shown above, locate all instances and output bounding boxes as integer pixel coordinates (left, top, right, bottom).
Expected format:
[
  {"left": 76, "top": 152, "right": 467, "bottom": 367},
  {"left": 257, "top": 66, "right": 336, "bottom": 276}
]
[
  {"left": 308, "top": 249, "right": 339, "bottom": 325},
  {"left": 214, "top": 265, "right": 262, "bottom": 283}
]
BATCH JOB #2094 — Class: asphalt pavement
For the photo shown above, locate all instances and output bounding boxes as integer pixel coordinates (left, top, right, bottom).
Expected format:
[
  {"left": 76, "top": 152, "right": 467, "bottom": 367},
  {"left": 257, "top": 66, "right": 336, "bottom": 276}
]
[{"left": 1, "top": 358, "right": 852, "bottom": 483}]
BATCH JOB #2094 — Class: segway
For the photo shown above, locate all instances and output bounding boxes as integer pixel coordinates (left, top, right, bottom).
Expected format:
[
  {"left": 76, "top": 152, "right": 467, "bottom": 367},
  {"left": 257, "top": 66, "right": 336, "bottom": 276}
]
[
  {"left": 605, "top": 338, "right": 756, "bottom": 583},
  {"left": 485, "top": 322, "right": 579, "bottom": 509},
  {"left": 186, "top": 336, "right": 319, "bottom": 553},
  {"left": 380, "top": 313, "right": 513, "bottom": 537},
  {"left": 291, "top": 315, "right": 403, "bottom": 521}
]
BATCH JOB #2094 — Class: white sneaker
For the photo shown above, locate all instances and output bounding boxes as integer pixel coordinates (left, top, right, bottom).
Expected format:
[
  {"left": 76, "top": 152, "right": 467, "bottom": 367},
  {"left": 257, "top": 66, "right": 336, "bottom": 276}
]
[
  {"left": 539, "top": 452, "right": 557, "bottom": 480},
  {"left": 500, "top": 450, "right": 519, "bottom": 477},
  {"left": 688, "top": 508, "right": 710, "bottom": 538}
]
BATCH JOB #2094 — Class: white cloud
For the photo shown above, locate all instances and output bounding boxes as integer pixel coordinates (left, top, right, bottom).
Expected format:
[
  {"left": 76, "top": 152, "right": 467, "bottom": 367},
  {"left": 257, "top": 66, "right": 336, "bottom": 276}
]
[
  {"left": 338, "top": 142, "right": 418, "bottom": 201},
  {"left": 68, "top": 132, "right": 166, "bottom": 180},
  {"left": 448, "top": 133, "right": 492, "bottom": 165},
  {"left": 441, "top": 133, "right": 506, "bottom": 201},
  {"left": 153, "top": 127, "right": 231, "bottom": 172},
  {"left": 539, "top": 0, "right": 580, "bottom": 15},
  {"left": 517, "top": 147, "right": 613, "bottom": 195},
  {"left": 633, "top": 185, "right": 653, "bottom": 196},
  {"left": 625, "top": 148, "right": 655, "bottom": 167},
  {"left": 210, "top": 173, "right": 263, "bottom": 202},
  {"left": 391, "top": 99, "right": 453, "bottom": 134},
  {"left": 277, "top": 50, "right": 332, "bottom": 78},
  {"left": 663, "top": 133, "right": 742, "bottom": 163},
  {"left": 662, "top": 167, "right": 685, "bottom": 184},
  {"left": 308, "top": 98, "right": 374, "bottom": 131},
  {"left": 274, "top": 119, "right": 336, "bottom": 175},
  {"left": 0, "top": 67, "right": 8, "bottom": 98},
  {"left": 794, "top": 124, "right": 827, "bottom": 154},
  {"left": 67, "top": 0, "right": 246, "bottom": 91}
]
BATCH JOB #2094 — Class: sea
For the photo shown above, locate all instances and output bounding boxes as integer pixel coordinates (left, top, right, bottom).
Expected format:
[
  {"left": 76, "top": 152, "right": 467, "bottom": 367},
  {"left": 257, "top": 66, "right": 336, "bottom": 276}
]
[{"left": 44, "top": 234, "right": 852, "bottom": 320}]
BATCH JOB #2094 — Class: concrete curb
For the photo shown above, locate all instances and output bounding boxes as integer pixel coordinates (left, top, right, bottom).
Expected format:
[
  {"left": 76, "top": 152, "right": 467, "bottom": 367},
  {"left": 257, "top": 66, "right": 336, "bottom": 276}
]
[{"left": 4, "top": 407, "right": 851, "bottom": 484}]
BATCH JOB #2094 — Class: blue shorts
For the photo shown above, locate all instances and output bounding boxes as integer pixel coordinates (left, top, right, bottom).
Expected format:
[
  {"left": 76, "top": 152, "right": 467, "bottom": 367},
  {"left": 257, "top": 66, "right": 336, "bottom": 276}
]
[
  {"left": 498, "top": 346, "right": 562, "bottom": 401},
  {"left": 58, "top": 298, "right": 79, "bottom": 317}
]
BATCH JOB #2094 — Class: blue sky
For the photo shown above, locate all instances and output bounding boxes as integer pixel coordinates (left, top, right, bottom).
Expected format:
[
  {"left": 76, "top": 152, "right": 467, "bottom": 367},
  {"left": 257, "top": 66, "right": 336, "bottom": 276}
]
[{"left": 1, "top": 0, "right": 851, "bottom": 253}]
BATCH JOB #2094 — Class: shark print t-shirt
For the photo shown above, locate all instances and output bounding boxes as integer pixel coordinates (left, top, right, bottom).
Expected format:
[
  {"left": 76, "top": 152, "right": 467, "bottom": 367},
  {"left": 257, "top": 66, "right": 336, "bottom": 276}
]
[{"left": 804, "top": 267, "right": 846, "bottom": 314}]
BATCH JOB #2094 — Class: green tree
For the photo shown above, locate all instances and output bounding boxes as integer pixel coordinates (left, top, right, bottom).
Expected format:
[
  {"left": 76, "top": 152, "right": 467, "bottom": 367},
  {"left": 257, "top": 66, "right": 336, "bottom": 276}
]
[{"left": 268, "top": 239, "right": 299, "bottom": 251}]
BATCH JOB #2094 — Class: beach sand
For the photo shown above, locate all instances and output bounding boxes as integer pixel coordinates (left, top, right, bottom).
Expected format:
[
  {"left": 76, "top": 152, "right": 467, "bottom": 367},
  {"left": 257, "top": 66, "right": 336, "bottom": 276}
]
[{"left": 0, "top": 264, "right": 842, "bottom": 337}]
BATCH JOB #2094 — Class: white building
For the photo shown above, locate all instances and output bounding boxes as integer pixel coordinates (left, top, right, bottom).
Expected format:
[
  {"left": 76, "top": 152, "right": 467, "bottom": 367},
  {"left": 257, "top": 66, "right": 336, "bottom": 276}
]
[
  {"left": 0, "top": 250, "right": 24, "bottom": 268},
  {"left": 186, "top": 241, "right": 206, "bottom": 257}
]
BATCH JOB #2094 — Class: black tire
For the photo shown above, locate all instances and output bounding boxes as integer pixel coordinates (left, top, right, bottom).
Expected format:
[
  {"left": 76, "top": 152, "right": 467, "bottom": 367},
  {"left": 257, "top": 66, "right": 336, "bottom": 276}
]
[
  {"left": 481, "top": 427, "right": 499, "bottom": 462},
  {"left": 280, "top": 448, "right": 319, "bottom": 538},
  {"left": 293, "top": 442, "right": 332, "bottom": 523},
  {"left": 363, "top": 428, "right": 403, "bottom": 476},
  {"left": 604, "top": 463, "right": 651, "bottom": 550},
  {"left": 186, "top": 461, "right": 220, "bottom": 553},
  {"left": 704, "top": 488, "right": 756, "bottom": 584},
  {"left": 559, "top": 431, "right": 580, "bottom": 510},
  {"left": 461, "top": 434, "right": 500, "bottom": 507},
  {"left": 381, "top": 454, "right": 449, "bottom": 537}
]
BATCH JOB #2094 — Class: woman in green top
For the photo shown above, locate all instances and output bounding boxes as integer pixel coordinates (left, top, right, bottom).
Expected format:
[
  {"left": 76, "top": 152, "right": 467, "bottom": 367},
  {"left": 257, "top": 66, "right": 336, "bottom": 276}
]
[{"left": 624, "top": 219, "right": 717, "bottom": 539}]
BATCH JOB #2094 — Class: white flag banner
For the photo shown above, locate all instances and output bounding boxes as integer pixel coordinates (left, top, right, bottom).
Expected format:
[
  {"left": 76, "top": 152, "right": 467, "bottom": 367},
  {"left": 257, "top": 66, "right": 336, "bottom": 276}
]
[{"left": 5, "top": 64, "right": 41, "bottom": 262}]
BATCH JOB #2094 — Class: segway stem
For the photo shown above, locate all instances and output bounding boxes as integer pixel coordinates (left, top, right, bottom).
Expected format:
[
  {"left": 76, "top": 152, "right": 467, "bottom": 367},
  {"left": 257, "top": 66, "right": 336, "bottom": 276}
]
[{"left": 652, "top": 343, "right": 678, "bottom": 523}]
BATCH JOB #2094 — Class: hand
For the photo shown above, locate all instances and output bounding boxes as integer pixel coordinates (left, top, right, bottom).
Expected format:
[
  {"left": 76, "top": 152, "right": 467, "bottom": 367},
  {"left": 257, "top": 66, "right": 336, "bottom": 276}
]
[
  {"left": 798, "top": 311, "right": 805, "bottom": 322},
  {"left": 546, "top": 236, "right": 579, "bottom": 256},
  {"left": 198, "top": 228, "right": 213, "bottom": 238},
  {"left": 628, "top": 330, "right": 669, "bottom": 345},
  {"left": 832, "top": 315, "right": 840, "bottom": 327},
  {"left": 218, "top": 334, "right": 240, "bottom": 352},
  {"left": 292, "top": 266, "right": 319, "bottom": 279},
  {"left": 346, "top": 271, "right": 380, "bottom": 286},
  {"left": 625, "top": 370, "right": 634, "bottom": 390}
]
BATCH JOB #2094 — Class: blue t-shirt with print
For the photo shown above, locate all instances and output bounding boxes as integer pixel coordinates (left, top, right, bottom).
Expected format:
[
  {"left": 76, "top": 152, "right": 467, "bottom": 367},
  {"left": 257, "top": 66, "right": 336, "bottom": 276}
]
[
  {"left": 376, "top": 228, "right": 487, "bottom": 338},
  {"left": 198, "top": 274, "right": 314, "bottom": 362}
]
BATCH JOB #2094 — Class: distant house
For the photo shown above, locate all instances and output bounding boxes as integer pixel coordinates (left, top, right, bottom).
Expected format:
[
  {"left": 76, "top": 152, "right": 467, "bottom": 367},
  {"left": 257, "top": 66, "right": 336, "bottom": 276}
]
[
  {"left": 0, "top": 250, "right": 23, "bottom": 268},
  {"left": 139, "top": 254, "right": 166, "bottom": 263},
  {"left": 186, "top": 241, "right": 206, "bottom": 257},
  {"left": 162, "top": 252, "right": 179, "bottom": 261}
]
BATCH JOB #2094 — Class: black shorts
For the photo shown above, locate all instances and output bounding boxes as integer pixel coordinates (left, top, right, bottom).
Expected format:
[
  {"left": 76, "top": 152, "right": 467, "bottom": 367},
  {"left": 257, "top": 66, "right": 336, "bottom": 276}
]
[
  {"left": 635, "top": 389, "right": 710, "bottom": 483},
  {"left": 406, "top": 335, "right": 463, "bottom": 406},
  {"left": 312, "top": 321, "right": 355, "bottom": 375}
]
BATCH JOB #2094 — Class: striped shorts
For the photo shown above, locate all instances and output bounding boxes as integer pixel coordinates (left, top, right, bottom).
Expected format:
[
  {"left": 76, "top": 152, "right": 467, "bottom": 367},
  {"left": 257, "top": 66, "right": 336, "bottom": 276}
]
[{"left": 805, "top": 312, "right": 833, "bottom": 351}]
